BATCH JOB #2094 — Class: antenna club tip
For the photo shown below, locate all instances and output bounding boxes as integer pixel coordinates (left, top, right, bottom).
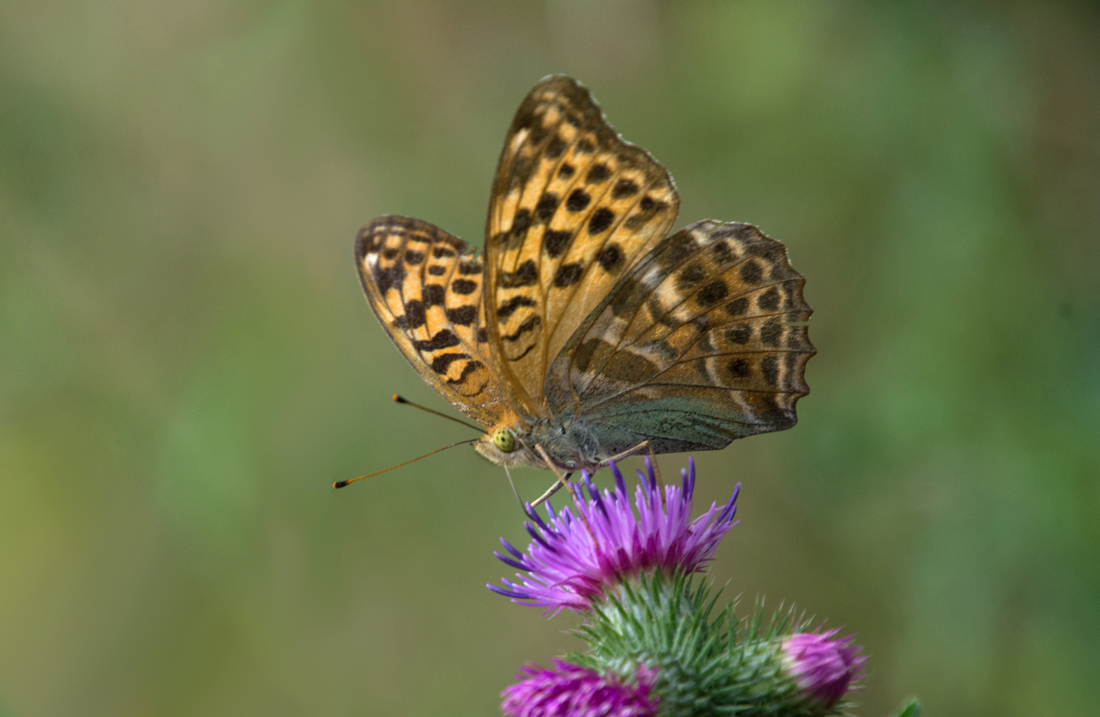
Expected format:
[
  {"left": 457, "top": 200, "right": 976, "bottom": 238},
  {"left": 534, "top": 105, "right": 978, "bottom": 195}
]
[
  {"left": 393, "top": 394, "right": 406, "bottom": 403},
  {"left": 333, "top": 480, "right": 349, "bottom": 489}
]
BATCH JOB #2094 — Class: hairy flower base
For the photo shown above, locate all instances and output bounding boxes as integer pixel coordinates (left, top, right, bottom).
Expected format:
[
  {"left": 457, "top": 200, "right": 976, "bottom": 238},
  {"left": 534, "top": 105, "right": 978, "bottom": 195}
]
[
  {"left": 502, "top": 659, "right": 659, "bottom": 717},
  {"left": 782, "top": 630, "right": 866, "bottom": 710},
  {"left": 490, "top": 458, "right": 739, "bottom": 614}
]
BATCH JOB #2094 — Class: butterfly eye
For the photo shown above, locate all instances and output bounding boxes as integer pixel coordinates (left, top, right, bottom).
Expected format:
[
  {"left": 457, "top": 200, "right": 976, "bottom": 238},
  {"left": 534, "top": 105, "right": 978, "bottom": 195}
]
[{"left": 493, "top": 427, "right": 517, "bottom": 452}]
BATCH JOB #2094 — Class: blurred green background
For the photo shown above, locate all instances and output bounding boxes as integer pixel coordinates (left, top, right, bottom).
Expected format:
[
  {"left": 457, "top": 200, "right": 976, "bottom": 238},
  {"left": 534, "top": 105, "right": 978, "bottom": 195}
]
[{"left": 1, "top": 1, "right": 1098, "bottom": 715}]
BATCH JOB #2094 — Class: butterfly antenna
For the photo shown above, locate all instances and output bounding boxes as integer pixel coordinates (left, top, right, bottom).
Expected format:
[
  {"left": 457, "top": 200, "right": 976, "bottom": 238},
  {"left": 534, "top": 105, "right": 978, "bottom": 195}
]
[
  {"left": 392, "top": 394, "right": 486, "bottom": 434},
  {"left": 334, "top": 438, "right": 478, "bottom": 489}
]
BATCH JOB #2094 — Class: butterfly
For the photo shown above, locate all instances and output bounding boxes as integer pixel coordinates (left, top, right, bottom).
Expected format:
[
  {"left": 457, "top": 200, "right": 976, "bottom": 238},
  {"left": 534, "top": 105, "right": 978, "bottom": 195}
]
[{"left": 355, "top": 75, "right": 814, "bottom": 489}]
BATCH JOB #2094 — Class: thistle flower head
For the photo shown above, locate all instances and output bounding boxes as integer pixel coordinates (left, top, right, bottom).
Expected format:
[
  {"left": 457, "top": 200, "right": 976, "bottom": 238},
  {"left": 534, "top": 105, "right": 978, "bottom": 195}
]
[
  {"left": 781, "top": 629, "right": 866, "bottom": 710},
  {"left": 489, "top": 458, "right": 739, "bottom": 614},
  {"left": 502, "top": 659, "right": 659, "bottom": 717}
]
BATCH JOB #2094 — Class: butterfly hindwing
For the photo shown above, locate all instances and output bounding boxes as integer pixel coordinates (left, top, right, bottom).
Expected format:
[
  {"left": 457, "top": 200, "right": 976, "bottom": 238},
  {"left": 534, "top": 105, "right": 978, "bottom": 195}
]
[
  {"left": 546, "top": 220, "right": 815, "bottom": 454},
  {"left": 485, "top": 75, "right": 679, "bottom": 416},
  {"left": 356, "top": 216, "right": 509, "bottom": 426}
]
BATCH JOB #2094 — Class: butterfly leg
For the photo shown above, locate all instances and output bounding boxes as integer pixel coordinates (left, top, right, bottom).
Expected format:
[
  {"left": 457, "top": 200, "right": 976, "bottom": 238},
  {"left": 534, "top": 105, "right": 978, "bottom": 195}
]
[
  {"left": 534, "top": 444, "right": 581, "bottom": 504},
  {"left": 603, "top": 440, "right": 664, "bottom": 489},
  {"left": 530, "top": 470, "right": 576, "bottom": 510},
  {"left": 529, "top": 473, "right": 572, "bottom": 508},
  {"left": 535, "top": 444, "right": 598, "bottom": 546}
]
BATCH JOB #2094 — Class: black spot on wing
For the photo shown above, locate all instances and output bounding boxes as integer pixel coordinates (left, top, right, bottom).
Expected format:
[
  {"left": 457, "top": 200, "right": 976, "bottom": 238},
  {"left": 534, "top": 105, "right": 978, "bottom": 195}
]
[
  {"left": 761, "top": 320, "right": 783, "bottom": 347},
  {"left": 711, "top": 241, "right": 736, "bottom": 266},
  {"left": 612, "top": 179, "right": 639, "bottom": 199},
  {"left": 497, "top": 295, "right": 538, "bottom": 320},
  {"left": 445, "top": 305, "right": 478, "bottom": 326},
  {"left": 696, "top": 281, "right": 729, "bottom": 307},
  {"left": 553, "top": 262, "right": 584, "bottom": 288},
  {"left": 727, "top": 357, "right": 750, "bottom": 379},
  {"left": 677, "top": 264, "right": 706, "bottom": 291},
  {"left": 566, "top": 189, "right": 591, "bottom": 212},
  {"left": 413, "top": 329, "right": 461, "bottom": 351},
  {"left": 452, "top": 279, "right": 478, "bottom": 295},
  {"left": 725, "top": 297, "right": 749, "bottom": 317},
  {"left": 422, "top": 284, "right": 446, "bottom": 306},
  {"left": 373, "top": 262, "right": 405, "bottom": 294},
  {"left": 586, "top": 163, "right": 610, "bottom": 183},
  {"left": 725, "top": 325, "right": 752, "bottom": 345},
  {"left": 740, "top": 260, "right": 763, "bottom": 284},
  {"left": 535, "top": 193, "right": 558, "bottom": 223},
  {"left": 543, "top": 230, "right": 572, "bottom": 258},
  {"left": 596, "top": 244, "right": 624, "bottom": 272},
  {"left": 758, "top": 287, "right": 780, "bottom": 311},
  {"left": 430, "top": 352, "right": 469, "bottom": 374},
  {"left": 624, "top": 195, "right": 670, "bottom": 231},
  {"left": 398, "top": 300, "right": 426, "bottom": 329},
  {"left": 511, "top": 208, "right": 532, "bottom": 237},
  {"left": 588, "top": 207, "right": 615, "bottom": 234},
  {"left": 501, "top": 260, "right": 538, "bottom": 288}
]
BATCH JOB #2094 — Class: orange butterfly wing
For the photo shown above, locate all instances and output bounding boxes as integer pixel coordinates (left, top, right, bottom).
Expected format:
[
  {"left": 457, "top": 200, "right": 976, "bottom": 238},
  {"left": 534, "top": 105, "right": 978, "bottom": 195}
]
[
  {"left": 356, "top": 216, "right": 510, "bottom": 426},
  {"left": 484, "top": 76, "right": 680, "bottom": 418}
]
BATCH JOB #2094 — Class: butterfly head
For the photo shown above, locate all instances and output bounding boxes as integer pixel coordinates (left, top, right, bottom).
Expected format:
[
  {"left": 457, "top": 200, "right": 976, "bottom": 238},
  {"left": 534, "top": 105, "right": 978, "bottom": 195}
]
[{"left": 475, "top": 420, "right": 539, "bottom": 467}]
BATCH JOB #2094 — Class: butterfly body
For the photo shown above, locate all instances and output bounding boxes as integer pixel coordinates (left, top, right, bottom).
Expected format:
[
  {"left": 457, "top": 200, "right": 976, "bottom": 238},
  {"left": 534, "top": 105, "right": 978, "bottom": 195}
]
[{"left": 357, "top": 77, "right": 815, "bottom": 474}]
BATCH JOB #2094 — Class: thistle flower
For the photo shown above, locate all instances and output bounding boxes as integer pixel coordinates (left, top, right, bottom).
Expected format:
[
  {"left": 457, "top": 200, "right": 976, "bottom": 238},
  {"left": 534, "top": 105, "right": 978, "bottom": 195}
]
[
  {"left": 491, "top": 459, "right": 888, "bottom": 716},
  {"left": 781, "top": 629, "right": 866, "bottom": 710},
  {"left": 501, "top": 659, "right": 659, "bottom": 717},
  {"left": 489, "top": 458, "right": 739, "bottom": 614}
]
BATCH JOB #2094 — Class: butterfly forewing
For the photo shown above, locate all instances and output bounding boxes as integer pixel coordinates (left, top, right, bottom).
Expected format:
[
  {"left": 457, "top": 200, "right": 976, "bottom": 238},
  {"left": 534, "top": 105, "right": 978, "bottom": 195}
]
[
  {"left": 485, "top": 76, "right": 679, "bottom": 416},
  {"left": 546, "top": 220, "right": 815, "bottom": 454},
  {"left": 356, "top": 216, "right": 510, "bottom": 426}
]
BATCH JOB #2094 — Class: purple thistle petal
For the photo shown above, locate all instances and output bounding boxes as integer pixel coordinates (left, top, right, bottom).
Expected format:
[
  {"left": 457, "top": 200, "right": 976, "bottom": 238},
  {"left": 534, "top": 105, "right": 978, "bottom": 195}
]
[
  {"left": 584, "top": 471, "right": 611, "bottom": 520},
  {"left": 781, "top": 630, "right": 866, "bottom": 710},
  {"left": 527, "top": 504, "right": 551, "bottom": 531},
  {"left": 488, "top": 584, "right": 529, "bottom": 599},
  {"left": 495, "top": 552, "right": 529, "bottom": 572},
  {"left": 611, "top": 461, "right": 627, "bottom": 496},
  {"left": 489, "top": 458, "right": 740, "bottom": 613},
  {"left": 502, "top": 659, "right": 659, "bottom": 717},
  {"left": 526, "top": 523, "right": 558, "bottom": 553},
  {"left": 501, "top": 537, "right": 526, "bottom": 560}
]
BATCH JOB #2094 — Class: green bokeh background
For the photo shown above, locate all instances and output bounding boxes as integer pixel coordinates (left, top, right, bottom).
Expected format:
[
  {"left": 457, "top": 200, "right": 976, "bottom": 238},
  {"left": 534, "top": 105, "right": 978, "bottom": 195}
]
[{"left": 2, "top": 1, "right": 1098, "bottom": 715}]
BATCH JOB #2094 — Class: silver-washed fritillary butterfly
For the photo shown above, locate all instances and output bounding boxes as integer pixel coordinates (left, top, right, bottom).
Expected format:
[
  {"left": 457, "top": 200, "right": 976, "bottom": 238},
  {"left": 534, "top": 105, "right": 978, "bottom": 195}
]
[{"left": 355, "top": 76, "right": 815, "bottom": 488}]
